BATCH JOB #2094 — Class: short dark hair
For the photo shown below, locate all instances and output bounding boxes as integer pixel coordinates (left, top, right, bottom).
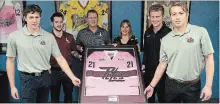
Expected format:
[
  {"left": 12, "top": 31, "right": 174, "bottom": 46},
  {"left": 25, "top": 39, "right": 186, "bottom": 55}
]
[
  {"left": 23, "top": 4, "right": 42, "bottom": 17},
  {"left": 148, "top": 4, "right": 164, "bottom": 16},
  {"left": 87, "top": 9, "right": 98, "bottom": 17},
  {"left": 50, "top": 12, "right": 64, "bottom": 22}
]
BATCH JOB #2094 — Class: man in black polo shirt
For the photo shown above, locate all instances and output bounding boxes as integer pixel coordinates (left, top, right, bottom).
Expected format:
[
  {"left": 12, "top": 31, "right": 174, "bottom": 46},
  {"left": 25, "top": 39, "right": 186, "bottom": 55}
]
[{"left": 142, "top": 4, "right": 171, "bottom": 103}]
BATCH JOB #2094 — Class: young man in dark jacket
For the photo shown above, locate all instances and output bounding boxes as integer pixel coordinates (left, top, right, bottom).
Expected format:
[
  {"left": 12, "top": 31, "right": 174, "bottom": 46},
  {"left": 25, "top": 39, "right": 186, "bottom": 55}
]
[{"left": 142, "top": 4, "right": 171, "bottom": 103}]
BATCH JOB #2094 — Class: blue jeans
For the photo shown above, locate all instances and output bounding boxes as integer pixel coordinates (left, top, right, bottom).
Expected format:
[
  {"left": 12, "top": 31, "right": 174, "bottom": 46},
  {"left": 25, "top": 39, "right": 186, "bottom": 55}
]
[{"left": 19, "top": 71, "right": 51, "bottom": 103}]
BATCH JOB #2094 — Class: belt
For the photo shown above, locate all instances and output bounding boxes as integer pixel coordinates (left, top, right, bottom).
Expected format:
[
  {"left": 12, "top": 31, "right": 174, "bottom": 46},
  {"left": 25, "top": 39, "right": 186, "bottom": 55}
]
[
  {"left": 21, "top": 70, "right": 47, "bottom": 76},
  {"left": 167, "top": 76, "right": 200, "bottom": 84}
]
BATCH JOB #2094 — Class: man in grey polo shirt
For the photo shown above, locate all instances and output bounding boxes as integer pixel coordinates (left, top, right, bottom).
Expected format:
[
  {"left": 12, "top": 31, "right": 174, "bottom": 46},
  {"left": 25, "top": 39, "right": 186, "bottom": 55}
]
[
  {"left": 76, "top": 9, "right": 111, "bottom": 51},
  {"left": 144, "top": 2, "right": 214, "bottom": 103},
  {"left": 6, "top": 4, "right": 80, "bottom": 103},
  {"left": 75, "top": 9, "right": 111, "bottom": 80}
]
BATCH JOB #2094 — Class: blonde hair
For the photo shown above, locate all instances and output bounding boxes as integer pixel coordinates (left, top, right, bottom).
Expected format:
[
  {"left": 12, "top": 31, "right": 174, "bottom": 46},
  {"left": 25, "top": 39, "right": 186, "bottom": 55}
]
[
  {"left": 119, "top": 19, "right": 132, "bottom": 37},
  {"left": 169, "top": 2, "right": 188, "bottom": 15},
  {"left": 149, "top": 4, "right": 164, "bottom": 16}
]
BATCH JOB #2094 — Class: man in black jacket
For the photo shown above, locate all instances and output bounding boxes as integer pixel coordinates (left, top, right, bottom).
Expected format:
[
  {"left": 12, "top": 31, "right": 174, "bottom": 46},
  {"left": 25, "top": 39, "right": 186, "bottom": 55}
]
[{"left": 142, "top": 4, "right": 171, "bottom": 103}]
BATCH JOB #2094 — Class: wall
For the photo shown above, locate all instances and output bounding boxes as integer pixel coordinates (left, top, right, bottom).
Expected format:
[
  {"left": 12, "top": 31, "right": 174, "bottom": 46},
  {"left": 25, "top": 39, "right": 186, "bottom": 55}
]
[
  {"left": 189, "top": 1, "right": 219, "bottom": 98},
  {"left": 0, "top": 1, "right": 218, "bottom": 102},
  {"left": 112, "top": 1, "right": 142, "bottom": 41}
]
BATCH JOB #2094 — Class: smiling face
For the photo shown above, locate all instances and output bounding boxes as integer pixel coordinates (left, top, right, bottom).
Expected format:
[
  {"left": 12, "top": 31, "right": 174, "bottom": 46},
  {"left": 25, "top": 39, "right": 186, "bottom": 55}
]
[
  {"left": 149, "top": 10, "right": 163, "bottom": 28},
  {"left": 120, "top": 22, "right": 131, "bottom": 36},
  {"left": 170, "top": 6, "right": 188, "bottom": 28},
  {"left": 52, "top": 17, "right": 63, "bottom": 32},
  {"left": 87, "top": 12, "right": 98, "bottom": 28},
  {"left": 24, "top": 12, "right": 40, "bottom": 30}
]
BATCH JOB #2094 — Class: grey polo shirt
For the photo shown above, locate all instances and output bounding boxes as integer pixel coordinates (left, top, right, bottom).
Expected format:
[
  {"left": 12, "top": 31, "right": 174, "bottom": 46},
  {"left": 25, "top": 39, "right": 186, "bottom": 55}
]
[
  {"left": 76, "top": 26, "right": 111, "bottom": 46},
  {"left": 6, "top": 26, "right": 61, "bottom": 73},
  {"left": 160, "top": 24, "right": 214, "bottom": 81}
]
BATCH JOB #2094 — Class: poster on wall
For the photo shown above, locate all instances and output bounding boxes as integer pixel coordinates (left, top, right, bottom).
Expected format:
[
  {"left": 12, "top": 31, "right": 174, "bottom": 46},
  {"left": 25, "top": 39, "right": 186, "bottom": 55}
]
[
  {"left": 55, "top": 0, "right": 111, "bottom": 40},
  {"left": 141, "top": 0, "right": 190, "bottom": 50},
  {"left": 0, "top": 0, "right": 24, "bottom": 53},
  {"left": 80, "top": 46, "right": 146, "bottom": 103}
]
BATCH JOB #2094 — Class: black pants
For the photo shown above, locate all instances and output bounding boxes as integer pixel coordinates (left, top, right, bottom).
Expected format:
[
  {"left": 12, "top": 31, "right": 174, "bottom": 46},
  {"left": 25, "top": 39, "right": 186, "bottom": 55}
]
[
  {"left": 20, "top": 71, "right": 51, "bottom": 103},
  {"left": 50, "top": 67, "right": 73, "bottom": 103},
  {"left": 71, "top": 58, "right": 83, "bottom": 102},
  {"left": 165, "top": 76, "right": 201, "bottom": 103},
  {"left": 143, "top": 73, "right": 166, "bottom": 103}
]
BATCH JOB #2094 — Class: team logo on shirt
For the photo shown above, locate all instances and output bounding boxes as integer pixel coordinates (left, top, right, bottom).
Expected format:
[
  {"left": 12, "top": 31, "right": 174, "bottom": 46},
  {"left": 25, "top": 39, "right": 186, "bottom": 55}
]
[
  {"left": 186, "top": 36, "right": 194, "bottom": 43},
  {"left": 66, "top": 38, "right": 70, "bottom": 43},
  {"left": 99, "top": 32, "right": 102, "bottom": 37},
  {"left": 107, "top": 53, "right": 114, "bottom": 60},
  {"left": 40, "top": 40, "right": 46, "bottom": 45},
  {"left": 98, "top": 58, "right": 105, "bottom": 61},
  {"left": 104, "top": 50, "right": 117, "bottom": 60},
  {"left": 118, "top": 58, "right": 124, "bottom": 60},
  {"left": 100, "top": 67, "right": 125, "bottom": 82}
]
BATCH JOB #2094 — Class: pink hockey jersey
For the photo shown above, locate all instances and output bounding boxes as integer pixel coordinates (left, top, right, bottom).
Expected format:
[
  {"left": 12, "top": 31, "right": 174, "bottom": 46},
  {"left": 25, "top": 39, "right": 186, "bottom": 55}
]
[{"left": 85, "top": 51, "right": 140, "bottom": 96}]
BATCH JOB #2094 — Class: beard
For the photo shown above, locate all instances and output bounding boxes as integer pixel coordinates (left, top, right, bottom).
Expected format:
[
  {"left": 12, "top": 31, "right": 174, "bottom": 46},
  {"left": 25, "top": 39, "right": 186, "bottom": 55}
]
[{"left": 54, "top": 26, "right": 62, "bottom": 32}]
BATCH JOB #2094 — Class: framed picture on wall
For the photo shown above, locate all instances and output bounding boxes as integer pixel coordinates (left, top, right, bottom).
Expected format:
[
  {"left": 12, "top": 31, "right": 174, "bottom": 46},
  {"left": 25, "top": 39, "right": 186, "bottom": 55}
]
[
  {"left": 141, "top": 0, "right": 190, "bottom": 50},
  {"left": 0, "top": 0, "right": 25, "bottom": 54},
  {"left": 55, "top": 0, "right": 112, "bottom": 40},
  {"left": 80, "top": 45, "right": 146, "bottom": 103}
]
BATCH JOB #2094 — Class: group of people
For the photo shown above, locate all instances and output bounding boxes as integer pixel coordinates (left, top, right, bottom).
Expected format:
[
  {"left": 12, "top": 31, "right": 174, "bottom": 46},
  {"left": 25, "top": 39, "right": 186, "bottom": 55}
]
[
  {"left": 6, "top": 2, "right": 214, "bottom": 103},
  {"left": 143, "top": 3, "right": 214, "bottom": 103}
]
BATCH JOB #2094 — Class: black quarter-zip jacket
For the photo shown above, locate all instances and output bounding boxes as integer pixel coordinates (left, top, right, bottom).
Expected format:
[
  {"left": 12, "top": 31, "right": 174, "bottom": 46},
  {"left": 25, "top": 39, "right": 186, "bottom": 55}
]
[{"left": 142, "top": 23, "right": 171, "bottom": 77}]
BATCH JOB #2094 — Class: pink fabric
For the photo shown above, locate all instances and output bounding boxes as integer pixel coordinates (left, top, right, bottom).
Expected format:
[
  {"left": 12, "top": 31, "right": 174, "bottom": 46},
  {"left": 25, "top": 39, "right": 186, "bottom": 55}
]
[
  {"left": 86, "top": 51, "right": 137, "bottom": 71},
  {"left": 85, "top": 51, "right": 140, "bottom": 96},
  {"left": 0, "top": 5, "right": 18, "bottom": 35},
  {"left": 86, "top": 86, "right": 139, "bottom": 96}
]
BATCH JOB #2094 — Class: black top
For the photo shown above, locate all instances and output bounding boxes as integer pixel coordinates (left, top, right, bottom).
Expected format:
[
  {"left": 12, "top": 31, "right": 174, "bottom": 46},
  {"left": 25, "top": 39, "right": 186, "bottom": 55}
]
[
  {"left": 113, "top": 35, "right": 139, "bottom": 45},
  {"left": 142, "top": 23, "right": 171, "bottom": 76}
]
